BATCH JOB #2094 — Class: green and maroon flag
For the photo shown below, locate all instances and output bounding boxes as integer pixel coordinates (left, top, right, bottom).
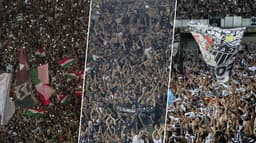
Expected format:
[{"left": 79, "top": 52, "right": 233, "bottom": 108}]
[{"left": 57, "top": 58, "right": 75, "bottom": 68}]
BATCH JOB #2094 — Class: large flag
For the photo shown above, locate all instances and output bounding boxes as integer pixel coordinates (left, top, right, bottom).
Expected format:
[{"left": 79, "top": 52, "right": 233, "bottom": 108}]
[
  {"left": 16, "top": 68, "right": 30, "bottom": 85},
  {"left": 15, "top": 70, "right": 37, "bottom": 108},
  {"left": 0, "top": 73, "right": 15, "bottom": 125},
  {"left": 15, "top": 95, "right": 38, "bottom": 108},
  {"left": 29, "top": 64, "right": 54, "bottom": 105},
  {"left": 19, "top": 47, "right": 29, "bottom": 71},
  {"left": 188, "top": 22, "right": 246, "bottom": 82},
  {"left": 29, "top": 64, "right": 49, "bottom": 85},
  {"left": 35, "top": 83, "right": 55, "bottom": 106},
  {"left": 37, "top": 64, "right": 49, "bottom": 84}
]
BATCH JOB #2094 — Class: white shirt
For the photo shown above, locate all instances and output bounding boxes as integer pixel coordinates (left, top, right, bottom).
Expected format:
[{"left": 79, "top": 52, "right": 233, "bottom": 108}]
[
  {"left": 153, "top": 138, "right": 162, "bottom": 143},
  {"left": 132, "top": 135, "right": 144, "bottom": 143}
]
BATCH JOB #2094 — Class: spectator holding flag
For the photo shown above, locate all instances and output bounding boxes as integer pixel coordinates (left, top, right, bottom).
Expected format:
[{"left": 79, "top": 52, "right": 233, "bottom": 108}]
[
  {"left": 0, "top": 0, "right": 90, "bottom": 142},
  {"left": 166, "top": 38, "right": 256, "bottom": 142}
]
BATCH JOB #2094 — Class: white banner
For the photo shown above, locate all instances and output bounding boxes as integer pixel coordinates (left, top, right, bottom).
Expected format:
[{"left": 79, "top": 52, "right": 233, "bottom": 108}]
[
  {"left": 188, "top": 22, "right": 246, "bottom": 82},
  {"left": 0, "top": 73, "right": 15, "bottom": 125}
]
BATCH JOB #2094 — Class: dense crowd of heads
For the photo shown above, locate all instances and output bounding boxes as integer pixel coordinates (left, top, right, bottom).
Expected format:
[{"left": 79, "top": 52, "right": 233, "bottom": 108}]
[
  {"left": 0, "top": 0, "right": 89, "bottom": 142},
  {"left": 166, "top": 38, "right": 256, "bottom": 143},
  {"left": 80, "top": 0, "right": 174, "bottom": 142},
  {"left": 177, "top": 0, "right": 256, "bottom": 19}
]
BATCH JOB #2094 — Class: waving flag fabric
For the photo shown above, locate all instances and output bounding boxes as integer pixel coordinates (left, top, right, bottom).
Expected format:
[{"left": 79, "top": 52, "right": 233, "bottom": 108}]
[
  {"left": 19, "top": 47, "right": 29, "bottom": 71},
  {"left": 0, "top": 73, "right": 15, "bottom": 125},
  {"left": 29, "top": 64, "right": 49, "bottom": 85},
  {"left": 29, "top": 64, "right": 54, "bottom": 105},
  {"left": 57, "top": 58, "right": 75, "bottom": 68},
  {"left": 25, "top": 108, "right": 45, "bottom": 117},
  {"left": 188, "top": 22, "right": 246, "bottom": 82}
]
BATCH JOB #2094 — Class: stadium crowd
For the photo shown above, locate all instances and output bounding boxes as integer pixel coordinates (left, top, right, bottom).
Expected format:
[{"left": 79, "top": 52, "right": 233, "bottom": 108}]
[
  {"left": 80, "top": 0, "right": 174, "bottom": 142},
  {"left": 177, "top": 0, "right": 256, "bottom": 19},
  {"left": 0, "top": 0, "right": 89, "bottom": 142},
  {"left": 166, "top": 39, "right": 256, "bottom": 143}
]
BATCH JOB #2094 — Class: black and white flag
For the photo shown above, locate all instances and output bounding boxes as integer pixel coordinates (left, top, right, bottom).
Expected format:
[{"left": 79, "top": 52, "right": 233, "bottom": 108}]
[{"left": 188, "top": 22, "right": 246, "bottom": 82}]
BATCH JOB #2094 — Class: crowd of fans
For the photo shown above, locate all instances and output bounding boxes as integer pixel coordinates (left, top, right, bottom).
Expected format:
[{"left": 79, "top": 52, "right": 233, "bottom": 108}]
[
  {"left": 80, "top": 0, "right": 174, "bottom": 142},
  {"left": 177, "top": 0, "right": 256, "bottom": 19},
  {"left": 0, "top": 0, "right": 89, "bottom": 142},
  {"left": 166, "top": 37, "right": 256, "bottom": 143}
]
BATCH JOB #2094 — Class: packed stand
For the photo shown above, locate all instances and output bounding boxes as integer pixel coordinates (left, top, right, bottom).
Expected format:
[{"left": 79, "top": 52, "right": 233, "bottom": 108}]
[
  {"left": 0, "top": 0, "right": 90, "bottom": 142},
  {"left": 80, "top": 0, "right": 174, "bottom": 142},
  {"left": 177, "top": 0, "right": 256, "bottom": 19},
  {"left": 166, "top": 38, "right": 256, "bottom": 143}
]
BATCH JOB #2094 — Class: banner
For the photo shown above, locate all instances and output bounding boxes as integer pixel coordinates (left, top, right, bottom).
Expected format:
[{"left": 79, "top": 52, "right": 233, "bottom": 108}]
[
  {"left": 188, "top": 22, "right": 246, "bottom": 82},
  {"left": 117, "top": 106, "right": 136, "bottom": 113},
  {"left": 0, "top": 73, "right": 15, "bottom": 125}
]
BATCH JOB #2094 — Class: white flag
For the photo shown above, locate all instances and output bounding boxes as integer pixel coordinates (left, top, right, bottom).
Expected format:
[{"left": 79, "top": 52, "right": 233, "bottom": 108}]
[{"left": 0, "top": 73, "right": 15, "bottom": 125}]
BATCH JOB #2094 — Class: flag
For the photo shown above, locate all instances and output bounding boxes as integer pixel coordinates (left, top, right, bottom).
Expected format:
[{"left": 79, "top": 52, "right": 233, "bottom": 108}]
[
  {"left": 15, "top": 70, "right": 37, "bottom": 108},
  {"left": 60, "top": 95, "right": 72, "bottom": 105},
  {"left": 35, "top": 83, "right": 55, "bottom": 103},
  {"left": 65, "top": 72, "right": 77, "bottom": 80},
  {"left": 167, "top": 90, "right": 176, "bottom": 106},
  {"left": 30, "top": 64, "right": 54, "bottom": 105},
  {"left": 74, "top": 90, "right": 82, "bottom": 96},
  {"left": 15, "top": 95, "right": 38, "bottom": 108},
  {"left": 15, "top": 70, "right": 30, "bottom": 100},
  {"left": 24, "top": 108, "right": 45, "bottom": 117},
  {"left": 0, "top": 73, "right": 15, "bottom": 125},
  {"left": 37, "top": 64, "right": 49, "bottom": 84},
  {"left": 29, "top": 64, "right": 49, "bottom": 85},
  {"left": 35, "top": 48, "right": 46, "bottom": 57},
  {"left": 65, "top": 71, "right": 83, "bottom": 80},
  {"left": 188, "top": 22, "right": 246, "bottom": 83},
  {"left": 19, "top": 47, "right": 29, "bottom": 71},
  {"left": 57, "top": 58, "right": 75, "bottom": 68},
  {"left": 16, "top": 69, "right": 30, "bottom": 85},
  {"left": 38, "top": 92, "right": 51, "bottom": 106},
  {"left": 15, "top": 82, "right": 30, "bottom": 100},
  {"left": 29, "top": 68, "right": 41, "bottom": 85}
]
